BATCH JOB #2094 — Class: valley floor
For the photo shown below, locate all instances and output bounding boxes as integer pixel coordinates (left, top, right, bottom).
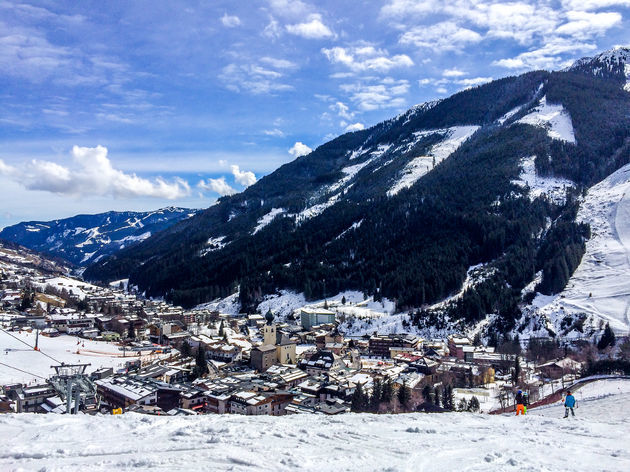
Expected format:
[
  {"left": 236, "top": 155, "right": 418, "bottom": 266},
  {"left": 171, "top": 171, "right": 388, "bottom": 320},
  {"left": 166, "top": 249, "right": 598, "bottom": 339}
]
[{"left": 1, "top": 379, "right": 628, "bottom": 472}]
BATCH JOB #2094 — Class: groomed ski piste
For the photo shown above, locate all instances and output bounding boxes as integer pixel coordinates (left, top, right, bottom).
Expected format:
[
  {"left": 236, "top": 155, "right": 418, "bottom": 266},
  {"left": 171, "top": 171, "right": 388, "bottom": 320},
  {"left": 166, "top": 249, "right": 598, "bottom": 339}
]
[{"left": 1, "top": 378, "right": 628, "bottom": 471}]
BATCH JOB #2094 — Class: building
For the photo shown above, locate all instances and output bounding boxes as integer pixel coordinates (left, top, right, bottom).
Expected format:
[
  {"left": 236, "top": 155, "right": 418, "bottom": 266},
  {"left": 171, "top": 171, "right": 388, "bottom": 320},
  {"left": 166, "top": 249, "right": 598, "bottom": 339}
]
[
  {"left": 262, "top": 323, "right": 276, "bottom": 346},
  {"left": 448, "top": 335, "right": 472, "bottom": 359},
  {"left": 300, "top": 308, "right": 336, "bottom": 330},
  {"left": 276, "top": 337, "right": 297, "bottom": 364},
  {"left": 229, "top": 391, "right": 273, "bottom": 415},
  {"left": 299, "top": 350, "right": 343, "bottom": 376},
  {"left": 95, "top": 376, "right": 181, "bottom": 411},
  {"left": 250, "top": 345, "right": 277, "bottom": 372},
  {"left": 369, "top": 334, "right": 421, "bottom": 358},
  {"left": 205, "top": 342, "right": 242, "bottom": 363},
  {"left": 5, "top": 384, "right": 56, "bottom": 413}
]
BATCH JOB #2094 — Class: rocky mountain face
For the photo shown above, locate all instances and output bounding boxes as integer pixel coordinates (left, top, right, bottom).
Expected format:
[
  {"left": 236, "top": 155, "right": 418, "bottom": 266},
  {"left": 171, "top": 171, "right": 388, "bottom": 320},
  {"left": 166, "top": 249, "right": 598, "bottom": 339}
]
[
  {"left": 82, "top": 48, "right": 630, "bottom": 336},
  {"left": 0, "top": 207, "right": 197, "bottom": 267}
]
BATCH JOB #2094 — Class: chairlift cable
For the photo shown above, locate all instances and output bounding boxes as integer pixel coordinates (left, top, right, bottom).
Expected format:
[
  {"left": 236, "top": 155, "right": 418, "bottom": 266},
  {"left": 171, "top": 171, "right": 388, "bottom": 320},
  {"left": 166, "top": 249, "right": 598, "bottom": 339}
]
[{"left": 0, "top": 328, "right": 62, "bottom": 364}]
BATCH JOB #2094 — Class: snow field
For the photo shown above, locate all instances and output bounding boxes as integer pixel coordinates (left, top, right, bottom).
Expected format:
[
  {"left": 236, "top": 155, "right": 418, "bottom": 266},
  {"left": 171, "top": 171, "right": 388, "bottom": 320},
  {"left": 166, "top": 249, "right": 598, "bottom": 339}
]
[
  {"left": 527, "top": 163, "right": 630, "bottom": 334},
  {"left": 388, "top": 125, "right": 479, "bottom": 197},
  {"left": 1, "top": 379, "right": 628, "bottom": 471},
  {"left": 512, "top": 155, "right": 573, "bottom": 205},
  {"left": 517, "top": 95, "right": 576, "bottom": 143},
  {"left": 0, "top": 330, "right": 165, "bottom": 385}
]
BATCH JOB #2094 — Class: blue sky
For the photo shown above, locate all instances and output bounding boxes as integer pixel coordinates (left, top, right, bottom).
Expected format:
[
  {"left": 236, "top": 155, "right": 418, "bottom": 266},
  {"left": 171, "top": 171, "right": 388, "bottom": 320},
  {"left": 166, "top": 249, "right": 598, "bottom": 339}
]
[{"left": 1, "top": 0, "right": 629, "bottom": 228}]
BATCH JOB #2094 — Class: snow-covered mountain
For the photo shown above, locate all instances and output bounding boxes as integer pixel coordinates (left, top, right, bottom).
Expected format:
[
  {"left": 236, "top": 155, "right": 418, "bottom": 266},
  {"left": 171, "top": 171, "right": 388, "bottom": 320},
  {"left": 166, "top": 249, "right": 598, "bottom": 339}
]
[
  {"left": 522, "top": 163, "right": 630, "bottom": 335},
  {"left": 0, "top": 207, "right": 197, "bottom": 267},
  {"left": 81, "top": 47, "right": 630, "bottom": 338},
  {"left": 0, "top": 239, "right": 71, "bottom": 276},
  {"left": 569, "top": 46, "right": 630, "bottom": 91}
]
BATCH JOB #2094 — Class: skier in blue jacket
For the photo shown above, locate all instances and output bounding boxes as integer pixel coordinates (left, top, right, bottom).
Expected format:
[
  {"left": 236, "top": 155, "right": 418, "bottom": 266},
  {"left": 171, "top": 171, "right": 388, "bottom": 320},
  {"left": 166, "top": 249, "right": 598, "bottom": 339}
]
[{"left": 564, "top": 391, "right": 576, "bottom": 418}]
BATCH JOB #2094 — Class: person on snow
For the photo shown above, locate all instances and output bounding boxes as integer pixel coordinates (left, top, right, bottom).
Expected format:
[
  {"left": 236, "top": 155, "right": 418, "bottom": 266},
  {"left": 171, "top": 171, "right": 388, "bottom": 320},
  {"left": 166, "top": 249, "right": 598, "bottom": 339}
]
[
  {"left": 515, "top": 390, "right": 525, "bottom": 415},
  {"left": 522, "top": 391, "right": 529, "bottom": 414},
  {"left": 564, "top": 391, "right": 577, "bottom": 418}
]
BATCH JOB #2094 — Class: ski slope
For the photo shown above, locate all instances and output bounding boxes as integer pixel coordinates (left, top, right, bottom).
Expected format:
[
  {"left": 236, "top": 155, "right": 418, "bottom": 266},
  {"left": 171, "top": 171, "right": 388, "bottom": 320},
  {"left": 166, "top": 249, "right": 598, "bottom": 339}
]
[
  {"left": 1, "top": 379, "right": 628, "bottom": 471},
  {"left": 0, "top": 330, "right": 166, "bottom": 385},
  {"left": 527, "top": 163, "right": 630, "bottom": 334}
]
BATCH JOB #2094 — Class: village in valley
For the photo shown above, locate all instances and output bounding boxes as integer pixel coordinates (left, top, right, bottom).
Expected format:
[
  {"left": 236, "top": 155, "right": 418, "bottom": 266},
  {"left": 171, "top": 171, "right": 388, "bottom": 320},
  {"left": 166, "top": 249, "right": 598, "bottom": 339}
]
[{"left": 0, "top": 242, "right": 625, "bottom": 418}]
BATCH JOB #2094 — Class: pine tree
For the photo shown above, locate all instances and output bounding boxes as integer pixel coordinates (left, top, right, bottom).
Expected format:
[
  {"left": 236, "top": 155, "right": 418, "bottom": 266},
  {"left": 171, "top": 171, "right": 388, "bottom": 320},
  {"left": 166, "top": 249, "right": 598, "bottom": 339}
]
[
  {"left": 433, "top": 386, "right": 441, "bottom": 407},
  {"left": 597, "top": 323, "right": 616, "bottom": 350},
  {"left": 352, "top": 383, "right": 368, "bottom": 412},
  {"left": 342, "top": 296, "right": 347, "bottom": 305},
  {"left": 512, "top": 355, "right": 521, "bottom": 385},
  {"left": 468, "top": 396, "right": 480, "bottom": 412},
  {"left": 370, "top": 378, "right": 382, "bottom": 412},
  {"left": 457, "top": 398, "right": 468, "bottom": 411},
  {"left": 397, "top": 379, "right": 411, "bottom": 408},
  {"left": 422, "top": 385, "right": 432, "bottom": 403},
  {"left": 218, "top": 320, "right": 225, "bottom": 337},
  {"left": 382, "top": 378, "right": 394, "bottom": 403},
  {"left": 180, "top": 340, "right": 192, "bottom": 358},
  {"left": 443, "top": 385, "right": 454, "bottom": 410},
  {"left": 195, "top": 346, "right": 209, "bottom": 377}
]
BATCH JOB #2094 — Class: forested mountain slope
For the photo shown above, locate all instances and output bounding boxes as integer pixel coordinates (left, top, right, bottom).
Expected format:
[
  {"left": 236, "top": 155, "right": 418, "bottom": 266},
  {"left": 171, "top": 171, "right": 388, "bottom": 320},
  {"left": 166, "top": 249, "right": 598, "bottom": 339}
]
[{"left": 85, "top": 47, "right": 630, "bottom": 335}]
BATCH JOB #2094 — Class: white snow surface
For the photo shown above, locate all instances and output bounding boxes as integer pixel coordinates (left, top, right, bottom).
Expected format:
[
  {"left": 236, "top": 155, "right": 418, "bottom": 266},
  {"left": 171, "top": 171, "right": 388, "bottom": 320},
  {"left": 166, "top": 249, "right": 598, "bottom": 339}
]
[
  {"left": 524, "top": 163, "right": 630, "bottom": 334},
  {"left": 388, "top": 125, "right": 479, "bottom": 196},
  {"left": 497, "top": 104, "right": 524, "bottom": 125},
  {"left": 1, "top": 378, "right": 629, "bottom": 471},
  {"left": 517, "top": 95, "right": 576, "bottom": 143},
  {"left": 252, "top": 208, "right": 285, "bottom": 234},
  {"left": 512, "top": 156, "right": 574, "bottom": 204},
  {"left": 0, "top": 331, "right": 166, "bottom": 386},
  {"left": 33, "top": 277, "right": 99, "bottom": 300}
]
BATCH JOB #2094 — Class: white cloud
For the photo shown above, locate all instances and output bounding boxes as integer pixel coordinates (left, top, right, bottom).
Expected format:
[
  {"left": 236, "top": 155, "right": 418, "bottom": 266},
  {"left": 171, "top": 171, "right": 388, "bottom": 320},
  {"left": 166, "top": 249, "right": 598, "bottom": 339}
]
[
  {"left": 443, "top": 68, "right": 466, "bottom": 77},
  {"left": 340, "top": 79, "right": 409, "bottom": 111},
  {"left": 219, "top": 63, "right": 293, "bottom": 94},
  {"left": 322, "top": 46, "right": 413, "bottom": 73},
  {"left": 455, "top": 77, "right": 493, "bottom": 86},
  {"left": 561, "top": 0, "right": 630, "bottom": 11},
  {"left": 556, "top": 11, "right": 622, "bottom": 38},
  {"left": 0, "top": 145, "right": 190, "bottom": 199},
  {"left": 436, "top": 87, "right": 448, "bottom": 94},
  {"left": 288, "top": 142, "right": 312, "bottom": 157},
  {"left": 198, "top": 177, "right": 236, "bottom": 196},
  {"left": 262, "top": 16, "right": 282, "bottom": 39},
  {"left": 221, "top": 13, "right": 241, "bottom": 28},
  {"left": 331, "top": 101, "right": 354, "bottom": 120},
  {"left": 400, "top": 21, "right": 482, "bottom": 51},
  {"left": 264, "top": 128, "right": 285, "bottom": 137},
  {"left": 231, "top": 165, "right": 257, "bottom": 187},
  {"left": 268, "top": 0, "right": 311, "bottom": 19},
  {"left": 286, "top": 14, "right": 335, "bottom": 39},
  {"left": 345, "top": 122, "right": 365, "bottom": 132},
  {"left": 493, "top": 38, "right": 598, "bottom": 70},
  {"left": 260, "top": 57, "right": 298, "bottom": 69}
]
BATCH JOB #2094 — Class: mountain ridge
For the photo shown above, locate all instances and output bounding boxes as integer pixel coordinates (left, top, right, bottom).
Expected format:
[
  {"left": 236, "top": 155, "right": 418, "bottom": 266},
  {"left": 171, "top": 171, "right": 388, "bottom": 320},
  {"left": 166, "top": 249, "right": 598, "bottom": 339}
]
[
  {"left": 0, "top": 206, "right": 198, "bottom": 267},
  {"left": 77, "top": 47, "right": 630, "bottom": 336}
]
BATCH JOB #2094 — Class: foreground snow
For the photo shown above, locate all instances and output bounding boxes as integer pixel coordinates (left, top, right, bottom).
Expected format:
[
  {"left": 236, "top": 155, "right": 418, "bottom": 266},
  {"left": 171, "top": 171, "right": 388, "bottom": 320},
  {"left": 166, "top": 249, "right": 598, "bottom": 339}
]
[{"left": 1, "top": 379, "right": 628, "bottom": 471}]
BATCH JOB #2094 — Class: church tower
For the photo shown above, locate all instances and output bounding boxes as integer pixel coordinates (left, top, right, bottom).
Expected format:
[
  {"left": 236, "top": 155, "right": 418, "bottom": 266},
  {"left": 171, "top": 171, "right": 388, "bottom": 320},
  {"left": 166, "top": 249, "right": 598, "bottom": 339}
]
[{"left": 263, "top": 309, "right": 276, "bottom": 346}]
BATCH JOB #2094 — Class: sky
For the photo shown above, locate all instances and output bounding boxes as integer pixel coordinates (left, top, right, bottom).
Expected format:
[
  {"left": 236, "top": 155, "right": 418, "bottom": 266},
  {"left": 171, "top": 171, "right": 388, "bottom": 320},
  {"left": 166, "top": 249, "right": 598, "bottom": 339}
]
[{"left": 1, "top": 0, "right": 629, "bottom": 229}]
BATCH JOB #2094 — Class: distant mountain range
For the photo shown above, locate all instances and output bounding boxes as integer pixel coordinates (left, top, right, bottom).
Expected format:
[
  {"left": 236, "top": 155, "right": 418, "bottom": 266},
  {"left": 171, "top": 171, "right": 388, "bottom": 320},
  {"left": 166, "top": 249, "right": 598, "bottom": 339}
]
[
  {"left": 0, "top": 207, "right": 197, "bottom": 267},
  {"left": 10, "top": 46, "right": 630, "bottom": 339}
]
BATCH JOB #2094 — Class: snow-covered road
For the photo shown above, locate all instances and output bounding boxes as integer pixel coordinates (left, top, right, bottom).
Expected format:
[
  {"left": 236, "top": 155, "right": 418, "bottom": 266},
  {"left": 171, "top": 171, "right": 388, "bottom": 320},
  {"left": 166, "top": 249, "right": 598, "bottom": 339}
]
[{"left": 1, "top": 379, "right": 628, "bottom": 471}]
